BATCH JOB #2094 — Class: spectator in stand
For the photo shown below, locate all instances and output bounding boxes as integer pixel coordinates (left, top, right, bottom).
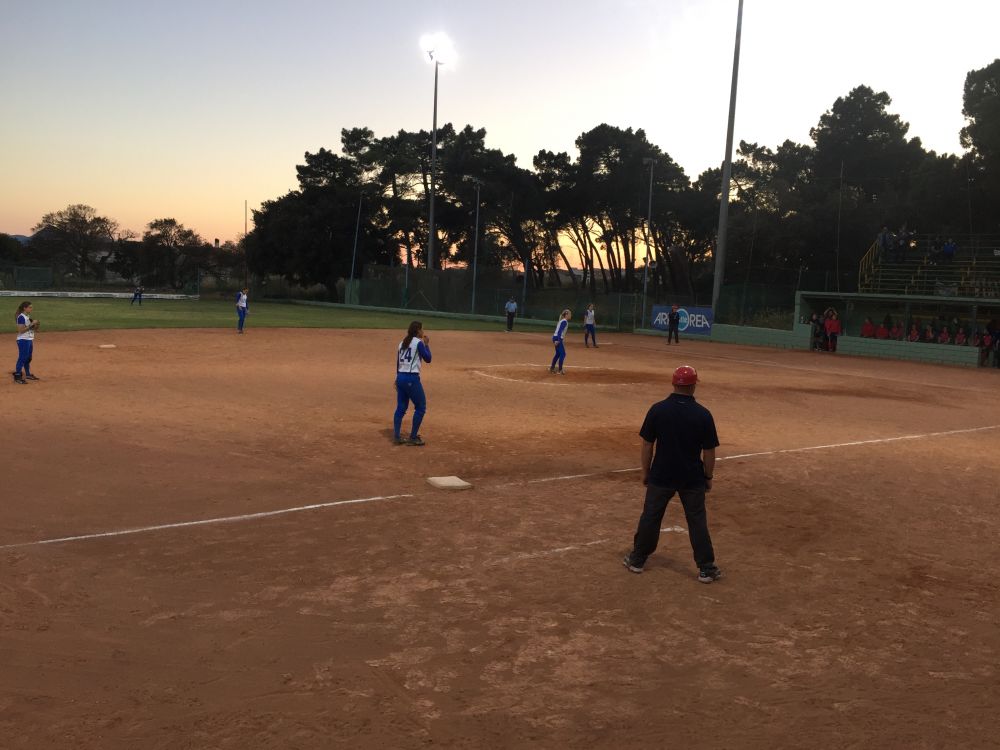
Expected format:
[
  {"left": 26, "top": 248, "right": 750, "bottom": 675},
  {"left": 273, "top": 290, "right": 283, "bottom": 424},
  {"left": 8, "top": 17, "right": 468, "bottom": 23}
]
[
  {"left": 889, "top": 321, "right": 902, "bottom": 340},
  {"left": 980, "top": 329, "right": 994, "bottom": 367},
  {"left": 824, "top": 309, "right": 842, "bottom": 352},
  {"left": 938, "top": 327, "right": 951, "bottom": 345},
  {"left": 876, "top": 227, "right": 893, "bottom": 262},
  {"left": 955, "top": 328, "right": 967, "bottom": 346},
  {"left": 923, "top": 324, "right": 936, "bottom": 343},
  {"left": 971, "top": 329, "right": 981, "bottom": 348},
  {"left": 860, "top": 317, "right": 875, "bottom": 338},
  {"left": 908, "top": 324, "right": 920, "bottom": 342},
  {"left": 893, "top": 225, "right": 909, "bottom": 263},
  {"left": 929, "top": 236, "right": 942, "bottom": 264},
  {"left": 942, "top": 238, "right": 957, "bottom": 264},
  {"left": 876, "top": 321, "right": 890, "bottom": 339}
]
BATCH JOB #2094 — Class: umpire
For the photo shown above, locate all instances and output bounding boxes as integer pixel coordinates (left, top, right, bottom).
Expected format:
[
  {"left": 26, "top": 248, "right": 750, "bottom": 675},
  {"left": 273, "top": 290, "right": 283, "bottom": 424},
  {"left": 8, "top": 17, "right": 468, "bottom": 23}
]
[{"left": 622, "top": 364, "right": 722, "bottom": 583}]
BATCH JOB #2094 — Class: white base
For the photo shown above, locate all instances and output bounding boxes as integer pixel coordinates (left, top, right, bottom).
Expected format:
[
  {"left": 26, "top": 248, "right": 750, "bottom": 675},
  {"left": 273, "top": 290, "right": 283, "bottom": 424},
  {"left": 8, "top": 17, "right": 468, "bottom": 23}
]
[{"left": 427, "top": 475, "right": 473, "bottom": 490}]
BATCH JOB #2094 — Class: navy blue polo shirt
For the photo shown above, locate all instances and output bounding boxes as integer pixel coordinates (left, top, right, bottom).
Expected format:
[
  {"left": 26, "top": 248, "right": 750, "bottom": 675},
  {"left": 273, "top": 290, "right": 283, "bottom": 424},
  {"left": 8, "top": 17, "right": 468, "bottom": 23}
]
[{"left": 639, "top": 393, "right": 719, "bottom": 489}]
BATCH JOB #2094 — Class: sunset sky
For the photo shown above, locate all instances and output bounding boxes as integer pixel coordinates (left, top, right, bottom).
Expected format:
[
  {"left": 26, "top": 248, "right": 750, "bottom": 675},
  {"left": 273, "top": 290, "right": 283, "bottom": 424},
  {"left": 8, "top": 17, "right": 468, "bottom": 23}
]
[{"left": 2, "top": 0, "right": 998, "bottom": 244}]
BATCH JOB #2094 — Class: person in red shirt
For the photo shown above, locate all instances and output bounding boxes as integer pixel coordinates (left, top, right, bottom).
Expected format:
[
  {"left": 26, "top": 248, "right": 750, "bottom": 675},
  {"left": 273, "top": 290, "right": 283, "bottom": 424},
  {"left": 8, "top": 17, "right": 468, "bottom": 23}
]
[
  {"left": 860, "top": 317, "right": 875, "bottom": 338},
  {"left": 889, "top": 322, "right": 902, "bottom": 340},
  {"left": 908, "top": 324, "right": 920, "bottom": 342},
  {"left": 938, "top": 328, "right": 951, "bottom": 344},
  {"left": 923, "top": 325, "right": 936, "bottom": 343},
  {"left": 955, "top": 328, "right": 967, "bottom": 346},
  {"left": 876, "top": 322, "right": 889, "bottom": 339},
  {"left": 824, "top": 311, "right": 842, "bottom": 352},
  {"left": 971, "top": 330, "right": 981, "bottom": 348}
]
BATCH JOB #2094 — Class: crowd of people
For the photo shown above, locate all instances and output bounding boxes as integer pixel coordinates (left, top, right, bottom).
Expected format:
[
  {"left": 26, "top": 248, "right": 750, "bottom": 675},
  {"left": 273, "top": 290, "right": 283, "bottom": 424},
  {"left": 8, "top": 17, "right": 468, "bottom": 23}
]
[{"left": 854, "top": 315, "right": 1000, "bottom": 366}]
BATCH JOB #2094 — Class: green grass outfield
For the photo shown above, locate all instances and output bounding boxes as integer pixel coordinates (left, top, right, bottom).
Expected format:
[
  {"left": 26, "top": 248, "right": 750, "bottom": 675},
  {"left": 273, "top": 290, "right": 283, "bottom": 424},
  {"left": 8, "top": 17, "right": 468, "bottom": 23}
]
[{"left": 16, "top": 298, "right": 527, "bottom": 333}]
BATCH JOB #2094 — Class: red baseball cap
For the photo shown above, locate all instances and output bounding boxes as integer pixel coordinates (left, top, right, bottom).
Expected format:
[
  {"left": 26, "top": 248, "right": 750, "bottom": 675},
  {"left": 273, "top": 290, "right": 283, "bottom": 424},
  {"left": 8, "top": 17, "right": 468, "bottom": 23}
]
[{"left": 672, "top": 365, "right": 698, "bottom": 386}]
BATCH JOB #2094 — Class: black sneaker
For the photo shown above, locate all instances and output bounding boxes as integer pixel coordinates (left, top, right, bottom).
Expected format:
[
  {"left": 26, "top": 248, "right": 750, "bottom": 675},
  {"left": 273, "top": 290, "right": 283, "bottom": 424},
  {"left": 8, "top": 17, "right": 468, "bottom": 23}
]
[
  {"left": 622, "top": 554, "right": 644, "bottom": 574},
  {"left": 24, "top": 374, "right": 40, "bottom": 381},
  {"left": 407, "top": 435, "right": 425, "bottom": 446},
  {"left": 393, "top": 436, "right": 407, "bottom": 445},
  {"left": 13, "top": 373, "right": 26, "bottom": 384},
  {"left": 698, "top": 566, "right": 723, "bottom": 583}
]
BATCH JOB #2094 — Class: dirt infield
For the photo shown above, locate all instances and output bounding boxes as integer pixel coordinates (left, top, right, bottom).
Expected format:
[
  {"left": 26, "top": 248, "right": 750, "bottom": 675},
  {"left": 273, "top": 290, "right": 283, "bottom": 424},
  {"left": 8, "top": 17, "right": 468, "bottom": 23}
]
[{"left": 2, "top": 327, "right": 999, "bottom": 749}]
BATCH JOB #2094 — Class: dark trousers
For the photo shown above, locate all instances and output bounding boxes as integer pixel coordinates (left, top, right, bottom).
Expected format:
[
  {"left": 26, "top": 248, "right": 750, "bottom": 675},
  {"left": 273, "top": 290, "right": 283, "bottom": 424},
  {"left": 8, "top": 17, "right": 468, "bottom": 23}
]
[
  {"left": 506, "top": 312, "right": 515, "bottom": 331},
  {"left": 667, "top": 325, "right": 679, "bottom": 343},
  {"left": 15, "top": 339, "right": 33, "bottom": 376},
  {"left": 394, "top": 377, "right": 426, "bottom": 439},
  {"left": 550, "top": 340, "right": 566, "bottom": 371},
  {"left": 631, "top": 483, "right": 715, "bottom": 569}
]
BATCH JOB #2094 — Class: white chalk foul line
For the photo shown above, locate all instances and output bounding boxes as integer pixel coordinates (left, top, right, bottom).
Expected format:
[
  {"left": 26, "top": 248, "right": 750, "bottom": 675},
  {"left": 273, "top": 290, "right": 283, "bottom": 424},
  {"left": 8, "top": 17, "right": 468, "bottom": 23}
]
[
  {"left": 7, "top": 424, "right": 997, "bottom": 553},
  {"left": 0, "top": 493, "right": 414, "bottom": 550},
  {"left": 491, "top": 424, "right": 1000, "bottom": 488}
]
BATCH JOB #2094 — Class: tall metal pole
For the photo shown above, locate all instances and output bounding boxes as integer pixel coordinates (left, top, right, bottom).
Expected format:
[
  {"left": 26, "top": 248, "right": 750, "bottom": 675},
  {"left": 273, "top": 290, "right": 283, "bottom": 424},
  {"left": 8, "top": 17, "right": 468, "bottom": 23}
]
[
  {"left": 642, "top": 159, "right": 654, "bottom": 329},
  {"left": 835, "top": 159, "right": 843, "bottom": 293},
  {"left": 710, "top": 0, "right": 745, "bottom": 318},
  {"left": 428, "top": 57, "right": 440, "bottom": 270},
  {"left": 471, "top": 179, "right": 481, "bottom": 314},
  {"left": 350, "top": 190, "right": 363, "bottom": 288}
]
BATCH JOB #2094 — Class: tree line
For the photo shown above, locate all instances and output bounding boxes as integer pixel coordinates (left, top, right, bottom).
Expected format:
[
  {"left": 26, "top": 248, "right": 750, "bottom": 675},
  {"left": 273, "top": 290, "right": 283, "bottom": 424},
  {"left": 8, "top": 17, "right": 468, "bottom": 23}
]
[
  {"left": 0, "top": 206, "right": 243, "bottom": 290},
  {"left": 246, "top": 58, "right": 1000, "bottom": 302},
  {"left": 5, "top": 60, "right": 997, "bottom": 300}
]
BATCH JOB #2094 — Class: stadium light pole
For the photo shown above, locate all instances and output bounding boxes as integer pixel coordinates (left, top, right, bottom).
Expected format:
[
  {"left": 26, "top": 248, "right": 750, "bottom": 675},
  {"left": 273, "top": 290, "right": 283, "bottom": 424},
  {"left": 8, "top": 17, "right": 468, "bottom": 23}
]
[
  {"left": 420, "top": 33, "right": 456, "bottom": 272},
  {"left": 469, "top": 177, "right": 482, "bottom": 314},
  {"left": 428, "top": 55, "right": 441, "bottom": 270},
  {"left": 710, "top": 0, "right": 744, "bottom": 318},
  {"left": 642, "top": 157, "right": 655, "bottom": 329}
]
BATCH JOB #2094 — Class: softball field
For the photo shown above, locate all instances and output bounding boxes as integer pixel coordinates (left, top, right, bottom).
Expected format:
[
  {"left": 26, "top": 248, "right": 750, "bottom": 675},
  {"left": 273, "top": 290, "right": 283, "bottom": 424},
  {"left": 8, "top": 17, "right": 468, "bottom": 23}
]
[{"left": 2, "top": 327, "right": 999, "bottom": 749}]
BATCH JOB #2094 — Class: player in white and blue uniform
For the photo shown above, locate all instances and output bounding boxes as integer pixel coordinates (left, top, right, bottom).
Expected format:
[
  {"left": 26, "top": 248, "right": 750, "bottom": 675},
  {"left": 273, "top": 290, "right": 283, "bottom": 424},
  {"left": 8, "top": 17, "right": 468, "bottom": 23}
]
[
  {"left": 394, "top": 320, "right": 432, "bottom": 446},
  {"left": 13, "top": 300, "right": 39, "bottom": 384},
  {"left": 236, "top": 288, "right": 249, "bottom": 333},
  {"left": 584, "top": 303, "right": 598, "bottom": 347},
  {"left": 549, "top": 309, "right": 572, "bottom": 374}
]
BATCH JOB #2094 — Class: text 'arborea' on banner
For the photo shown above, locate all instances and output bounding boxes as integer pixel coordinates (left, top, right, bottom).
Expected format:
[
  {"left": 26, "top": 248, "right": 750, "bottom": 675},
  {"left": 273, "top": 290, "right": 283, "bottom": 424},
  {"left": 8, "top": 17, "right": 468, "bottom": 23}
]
[{"left": 651, "top": 305, "right": 714, "bottom": 336}]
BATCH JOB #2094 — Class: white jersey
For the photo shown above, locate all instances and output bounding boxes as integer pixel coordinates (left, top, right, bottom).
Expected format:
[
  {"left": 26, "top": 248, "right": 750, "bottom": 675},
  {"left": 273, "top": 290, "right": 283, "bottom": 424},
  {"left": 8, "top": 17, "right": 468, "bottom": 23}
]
[
  {"left": 237, "top": 292, "right": 248, "bottom": 309},
  {"left": 397, "top": 337, "right": 425, "bottom": 375},
  {"left": 16, "top": 312, "right": 34, "bottom": 341},
  {"left": 584, "top": 309, "right": 595, "bottom": 325}
]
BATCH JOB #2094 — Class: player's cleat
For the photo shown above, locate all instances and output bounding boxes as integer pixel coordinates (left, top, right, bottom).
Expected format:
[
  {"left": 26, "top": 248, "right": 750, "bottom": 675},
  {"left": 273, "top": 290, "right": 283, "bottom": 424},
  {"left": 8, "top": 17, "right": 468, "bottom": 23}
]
[
  {"left": 24, "top": 374, "right": 39, "bottom": 381},
  {"left": 556, "top": 370, "right": 565, "bottom": 375},
  {"left": 13, "top": 373, "right": 27, "bottom": 384},
  {"left": 393, "top": 436, "right": 407, "bottom": 445},
  {"left": 407, "top": 435, "right": 425, "bottom": 446},
  {"left": 622, "top": 554, "right": 644, "bottom": 573},
  {"left": 548, "top": 367, "right": 556, "bottom": 374},
  {"left": 697, "top": 566, "right": 723, "bottom": 583}
]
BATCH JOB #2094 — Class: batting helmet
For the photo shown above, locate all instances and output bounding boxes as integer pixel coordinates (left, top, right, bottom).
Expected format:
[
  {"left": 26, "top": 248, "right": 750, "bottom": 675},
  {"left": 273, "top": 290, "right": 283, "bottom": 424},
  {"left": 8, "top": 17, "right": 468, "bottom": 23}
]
[{"left": 672, "top": 365, "right": 698, "bottom": 386}]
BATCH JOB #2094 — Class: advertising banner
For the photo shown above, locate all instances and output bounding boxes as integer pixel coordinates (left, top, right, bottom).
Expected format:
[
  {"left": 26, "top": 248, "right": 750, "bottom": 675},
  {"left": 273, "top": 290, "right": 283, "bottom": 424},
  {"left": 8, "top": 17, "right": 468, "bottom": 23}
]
[{"left": 651, "top": 305, "right": 714, "bottom": 336}]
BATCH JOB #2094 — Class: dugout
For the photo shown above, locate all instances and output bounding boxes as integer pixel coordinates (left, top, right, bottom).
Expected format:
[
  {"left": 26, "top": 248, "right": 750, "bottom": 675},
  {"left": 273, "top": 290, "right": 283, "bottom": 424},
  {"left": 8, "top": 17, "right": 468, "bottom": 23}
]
[{"left": 793, "top": 291, "right": 998, "bottom": 366}]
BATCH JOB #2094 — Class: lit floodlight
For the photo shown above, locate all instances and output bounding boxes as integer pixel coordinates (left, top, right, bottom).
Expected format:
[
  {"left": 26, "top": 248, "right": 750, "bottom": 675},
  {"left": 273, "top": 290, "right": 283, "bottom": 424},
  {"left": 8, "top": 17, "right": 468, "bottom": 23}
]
[{"left": 419, "top": 32, "right": 457, "bottom": 66}]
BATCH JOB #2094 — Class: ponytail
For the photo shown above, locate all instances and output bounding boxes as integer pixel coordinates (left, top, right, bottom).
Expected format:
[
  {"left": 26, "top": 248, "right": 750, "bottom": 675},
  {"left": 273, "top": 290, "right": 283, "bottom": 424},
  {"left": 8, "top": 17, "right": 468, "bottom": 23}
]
[
  {"left": 401, "top": 320, "right": 423, "bottom": 351},
  {"left": 15, "top": 300, "right": 31, "bottom": 319}
]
